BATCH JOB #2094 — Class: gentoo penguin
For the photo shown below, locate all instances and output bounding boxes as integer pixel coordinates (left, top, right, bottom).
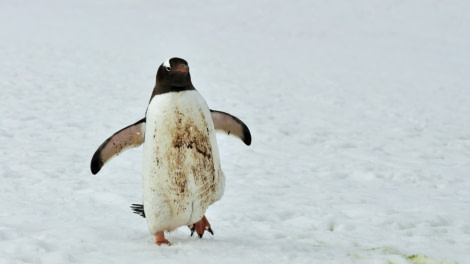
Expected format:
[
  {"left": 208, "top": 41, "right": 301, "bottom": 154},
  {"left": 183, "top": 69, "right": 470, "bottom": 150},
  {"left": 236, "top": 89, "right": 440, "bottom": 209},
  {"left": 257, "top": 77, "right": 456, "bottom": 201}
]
[{"left": 90, "top": 57, "right": 251, "bottom": 245}]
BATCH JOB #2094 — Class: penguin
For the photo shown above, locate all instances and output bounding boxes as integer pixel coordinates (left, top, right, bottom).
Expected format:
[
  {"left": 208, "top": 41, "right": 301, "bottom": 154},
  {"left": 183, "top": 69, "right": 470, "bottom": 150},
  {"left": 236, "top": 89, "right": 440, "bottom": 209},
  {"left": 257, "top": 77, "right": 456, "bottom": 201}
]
[{"left": 90, "top": 57, "right": 251, "bottom": 245}]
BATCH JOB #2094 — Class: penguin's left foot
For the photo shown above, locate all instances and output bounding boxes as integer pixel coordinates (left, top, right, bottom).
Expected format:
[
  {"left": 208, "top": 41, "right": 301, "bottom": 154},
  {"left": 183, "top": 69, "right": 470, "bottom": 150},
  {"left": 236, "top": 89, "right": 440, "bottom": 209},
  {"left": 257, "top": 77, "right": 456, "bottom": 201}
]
[{"left": 188, "top": 215, "right": 213, "bottom": 238}]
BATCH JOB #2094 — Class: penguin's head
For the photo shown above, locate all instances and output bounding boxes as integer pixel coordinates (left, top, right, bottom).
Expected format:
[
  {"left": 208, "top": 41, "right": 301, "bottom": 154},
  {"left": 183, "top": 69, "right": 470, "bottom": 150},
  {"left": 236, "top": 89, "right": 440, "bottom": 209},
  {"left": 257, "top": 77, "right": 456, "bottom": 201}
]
[
  {"left": 150, "top": 57, "right": 196, "bottom": 99},
  {"left": 157, "top": 57, "right": 192, "bottom": 89}
]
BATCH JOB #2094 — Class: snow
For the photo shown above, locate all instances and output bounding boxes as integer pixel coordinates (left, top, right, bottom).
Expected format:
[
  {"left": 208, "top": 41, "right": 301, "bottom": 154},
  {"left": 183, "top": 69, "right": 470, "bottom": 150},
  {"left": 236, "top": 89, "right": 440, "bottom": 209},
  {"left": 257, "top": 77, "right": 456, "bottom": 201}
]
[{"left": 1, "top": 0, "right": 469, "bottom": 263}]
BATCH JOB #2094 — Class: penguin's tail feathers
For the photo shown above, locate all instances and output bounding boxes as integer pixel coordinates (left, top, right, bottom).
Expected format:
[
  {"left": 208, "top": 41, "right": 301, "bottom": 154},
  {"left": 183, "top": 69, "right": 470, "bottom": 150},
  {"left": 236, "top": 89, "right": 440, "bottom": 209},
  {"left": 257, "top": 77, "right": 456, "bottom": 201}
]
[{"left": 130, "top": 204, "right": 145, "bottom": 218}]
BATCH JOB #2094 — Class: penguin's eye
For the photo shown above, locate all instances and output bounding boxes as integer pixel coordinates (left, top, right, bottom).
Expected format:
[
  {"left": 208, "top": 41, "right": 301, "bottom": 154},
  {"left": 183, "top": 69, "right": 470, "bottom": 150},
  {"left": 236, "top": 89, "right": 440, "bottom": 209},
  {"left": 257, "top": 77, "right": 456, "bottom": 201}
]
[{"left": 165, "top": 66, "right": 171, "bottom": 72}]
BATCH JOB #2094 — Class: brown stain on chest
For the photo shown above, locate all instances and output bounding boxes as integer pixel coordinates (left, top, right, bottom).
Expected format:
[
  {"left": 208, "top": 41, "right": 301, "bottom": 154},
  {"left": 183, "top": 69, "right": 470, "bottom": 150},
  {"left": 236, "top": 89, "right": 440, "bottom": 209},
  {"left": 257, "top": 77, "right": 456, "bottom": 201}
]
[{"left": 163, "top": 110, "right": 216, "bottom": 214}]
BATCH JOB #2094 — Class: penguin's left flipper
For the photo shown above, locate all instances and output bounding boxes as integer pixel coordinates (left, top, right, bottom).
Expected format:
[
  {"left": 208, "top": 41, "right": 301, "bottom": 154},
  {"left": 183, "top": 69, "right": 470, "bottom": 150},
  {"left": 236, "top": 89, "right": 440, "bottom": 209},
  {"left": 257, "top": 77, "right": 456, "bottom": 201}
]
[
  {"left": 90, "top": 118, "right": 146, "bottom": 174},
  {"left": 210, "top": 109, "right": 252, "bottom": 146}
]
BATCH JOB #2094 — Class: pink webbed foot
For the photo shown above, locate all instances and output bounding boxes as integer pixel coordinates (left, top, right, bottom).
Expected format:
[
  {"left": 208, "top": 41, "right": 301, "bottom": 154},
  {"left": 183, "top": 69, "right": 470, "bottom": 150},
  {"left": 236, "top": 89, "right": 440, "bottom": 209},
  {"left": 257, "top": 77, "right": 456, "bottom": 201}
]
[
  {"left": 188, "top": 215, "right": 214, "bottom": 238},
  {"left": 155, "top": 231, "right": 171, "bottom": 246}
]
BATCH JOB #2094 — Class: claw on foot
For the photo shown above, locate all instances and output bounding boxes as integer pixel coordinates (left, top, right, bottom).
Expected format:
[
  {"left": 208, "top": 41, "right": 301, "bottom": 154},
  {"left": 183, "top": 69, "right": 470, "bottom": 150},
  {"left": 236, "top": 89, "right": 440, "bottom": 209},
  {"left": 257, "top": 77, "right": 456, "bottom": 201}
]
[
  {"left": 155, "top": 231, "right": 171, "bottom": 246},
  {"left": 189, "top": 225, "right": 196, "bottom": 237},
  {"left": 207, "top": 227, "right": 214, "bottom": 235},
  {"left": 189, "top": 215, "right": 214, "bottom": 238}
]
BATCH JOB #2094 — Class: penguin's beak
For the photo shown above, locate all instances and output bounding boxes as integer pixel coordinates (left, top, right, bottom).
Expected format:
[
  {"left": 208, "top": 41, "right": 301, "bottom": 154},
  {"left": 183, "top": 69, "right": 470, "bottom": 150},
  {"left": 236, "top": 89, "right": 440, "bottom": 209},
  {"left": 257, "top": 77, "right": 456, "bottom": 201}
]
[{"left": 174, "top": 64, "right": 189, "bottom": 73}]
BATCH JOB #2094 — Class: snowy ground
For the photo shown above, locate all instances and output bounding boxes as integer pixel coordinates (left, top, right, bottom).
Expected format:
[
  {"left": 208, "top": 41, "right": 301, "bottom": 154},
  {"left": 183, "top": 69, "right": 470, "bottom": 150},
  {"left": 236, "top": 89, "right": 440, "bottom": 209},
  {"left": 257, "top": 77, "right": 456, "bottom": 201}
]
[{"left": 1, "top": 1, "right": 470, "bottom": 263}]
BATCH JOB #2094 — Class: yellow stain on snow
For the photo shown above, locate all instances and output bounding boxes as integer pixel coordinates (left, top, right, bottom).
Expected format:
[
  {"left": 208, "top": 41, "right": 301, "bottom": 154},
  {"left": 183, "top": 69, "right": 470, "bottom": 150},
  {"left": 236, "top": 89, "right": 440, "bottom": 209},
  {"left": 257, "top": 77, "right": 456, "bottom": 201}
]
[
  {"left": 405, "top": 254, "right": 458, "bottom": 264},
  {"left": 349, "top": 246, "right": 459, "bottom": 264}
]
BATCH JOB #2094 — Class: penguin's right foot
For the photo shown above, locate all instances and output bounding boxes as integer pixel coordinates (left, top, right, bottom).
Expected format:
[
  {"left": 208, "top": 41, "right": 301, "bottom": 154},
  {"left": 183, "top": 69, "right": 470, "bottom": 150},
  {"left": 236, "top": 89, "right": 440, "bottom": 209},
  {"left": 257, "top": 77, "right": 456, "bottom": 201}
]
[{"left": 155, "top": 231, "right": 171, "bottom": 246}]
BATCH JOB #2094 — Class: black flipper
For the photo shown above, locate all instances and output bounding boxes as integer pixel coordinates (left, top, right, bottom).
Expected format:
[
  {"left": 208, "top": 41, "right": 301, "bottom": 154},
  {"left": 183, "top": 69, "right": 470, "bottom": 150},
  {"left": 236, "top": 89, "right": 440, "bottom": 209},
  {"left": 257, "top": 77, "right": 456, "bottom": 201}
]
[
  {"left": 210, "top": 110, "right": 252, "bottom": 145},
  {"left": 90, "top": 118, "right": 146, "bottom": 174}
]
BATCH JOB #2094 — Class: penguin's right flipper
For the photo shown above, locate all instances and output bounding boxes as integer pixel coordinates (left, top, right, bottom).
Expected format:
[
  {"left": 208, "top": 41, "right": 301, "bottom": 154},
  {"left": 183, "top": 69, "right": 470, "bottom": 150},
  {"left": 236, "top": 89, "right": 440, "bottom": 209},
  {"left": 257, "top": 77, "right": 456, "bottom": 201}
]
[{"left": 90, "top": 118, "right": 146, "bottom": 174}]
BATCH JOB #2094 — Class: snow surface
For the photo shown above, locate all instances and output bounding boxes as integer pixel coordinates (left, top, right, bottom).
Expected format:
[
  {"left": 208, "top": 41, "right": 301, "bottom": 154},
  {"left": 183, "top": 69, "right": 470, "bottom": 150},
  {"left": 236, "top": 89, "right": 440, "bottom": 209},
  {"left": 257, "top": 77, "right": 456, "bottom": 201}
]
[{"left": 1, "top": 1, "right": 470, "bottom": 263}]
